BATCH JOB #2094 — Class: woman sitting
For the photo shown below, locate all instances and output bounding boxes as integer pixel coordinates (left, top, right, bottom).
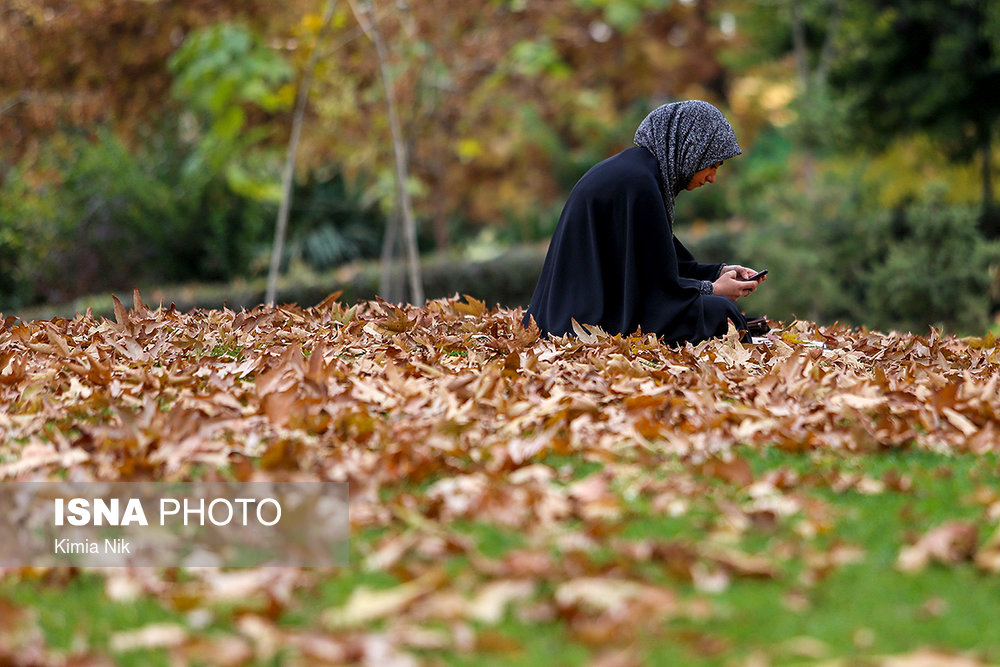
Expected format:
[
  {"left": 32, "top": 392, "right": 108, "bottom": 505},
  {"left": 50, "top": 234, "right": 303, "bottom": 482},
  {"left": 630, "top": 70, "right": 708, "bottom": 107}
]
[{"left": 524, "top": 100, "right": 766, "bottom": 345}]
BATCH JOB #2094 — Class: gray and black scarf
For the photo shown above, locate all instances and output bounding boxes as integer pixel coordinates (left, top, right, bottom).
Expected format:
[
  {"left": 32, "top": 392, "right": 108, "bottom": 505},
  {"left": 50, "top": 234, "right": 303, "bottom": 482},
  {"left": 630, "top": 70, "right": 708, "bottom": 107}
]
[{"left": 634, "top": 100, "right": 742, "bottom": 227}]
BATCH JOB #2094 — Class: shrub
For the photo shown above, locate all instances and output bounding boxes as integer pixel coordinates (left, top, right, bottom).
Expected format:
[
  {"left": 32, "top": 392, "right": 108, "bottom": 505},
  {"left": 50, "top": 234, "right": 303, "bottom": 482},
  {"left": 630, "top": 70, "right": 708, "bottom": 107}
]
[
  {"left": 283, "top": 174, "right": 386, "bottom": 272},
  {"left": 733, "top": 174, "right": 1000, "bottom": 334},
  {"left": 865, "top": 202, "right": 1000, "bottom": 333},
  {"left": 0, "top": 130, "right": 178, "bottom": 306},
  {"left": 0, "top": 124, "right": 409, "bottom": 311},
  {"left": 0, "top": 127, "right": 276, "bottom": 309}
]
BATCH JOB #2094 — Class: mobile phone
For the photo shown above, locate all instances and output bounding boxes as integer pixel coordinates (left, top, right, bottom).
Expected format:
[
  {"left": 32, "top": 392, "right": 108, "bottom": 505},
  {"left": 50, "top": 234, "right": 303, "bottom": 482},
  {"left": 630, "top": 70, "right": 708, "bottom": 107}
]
[{"left": 747, "top": 269, "right": 768, "bottom": 281}]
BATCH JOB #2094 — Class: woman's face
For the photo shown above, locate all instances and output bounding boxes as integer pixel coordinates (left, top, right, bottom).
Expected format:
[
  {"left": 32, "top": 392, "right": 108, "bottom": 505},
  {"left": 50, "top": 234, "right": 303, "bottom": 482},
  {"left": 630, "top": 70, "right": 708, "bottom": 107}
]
[{"left": 686, "top": 161, "right": 722, "bottom": 190}]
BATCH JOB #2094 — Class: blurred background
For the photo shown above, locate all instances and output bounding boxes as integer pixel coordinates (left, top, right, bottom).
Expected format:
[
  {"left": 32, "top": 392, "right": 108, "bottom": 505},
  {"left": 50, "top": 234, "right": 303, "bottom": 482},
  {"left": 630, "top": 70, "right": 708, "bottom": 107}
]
[{"left": 1, "top": 0, "right": 998, "bottom": 334}]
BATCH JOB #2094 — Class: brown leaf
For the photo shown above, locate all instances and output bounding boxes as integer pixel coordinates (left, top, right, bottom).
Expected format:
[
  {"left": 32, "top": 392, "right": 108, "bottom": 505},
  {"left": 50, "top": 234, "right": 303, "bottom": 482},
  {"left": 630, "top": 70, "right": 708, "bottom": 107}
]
[
  {"left": 943, "top": 408, "right": 978, "bottom": 437},
  {"left": 110, "top": 623, "right": 188, "bottom": 652},
  {"left": 706, "top": 547, "right": 777, "bottom": 578},
  {"left": 322, "top": 570, "right": 446, "bottom": 628},
  {"left": 173, "top": 635, "right": 254, "bottom": 667},
  {"left": 112, "top": 294, "right": 129, "bottom": 331},
  {"left": 376, "top": 306, "right": 415, "bottom": 333},
  {"left": 570, "top": 318, "right": 600, "bottom": 344},
  {"left": 454, "top": 294, "right": 487, "bottom": 317},
  {"left": 897, "top": 521, "right": 978, "bottom": 573},
  {"left": 465, "top": 579, "right": 536, "bottom": 623},
  {"left": 700, "top": 456, "right": 753, "bottom": 487},
  {"left": 555, "top": 578, "right": 676, "bottom": 617},
  {"left": 878, "top": 648, "right": 991, "bottom": 667},
  {"left": 974, "top": 524, "right": 1000, "bottom": 573},
  {"left": 314, "top": 290, "right": 345, "bottom": 310}
]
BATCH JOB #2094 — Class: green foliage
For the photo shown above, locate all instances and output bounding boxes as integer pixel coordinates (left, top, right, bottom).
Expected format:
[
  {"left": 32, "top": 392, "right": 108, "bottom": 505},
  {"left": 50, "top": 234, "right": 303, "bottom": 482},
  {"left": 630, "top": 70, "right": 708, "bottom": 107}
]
[
  {"left": 494, "top": 202, "right": 563, "bottom": 247},
  {"left": 719, "top": 0, "right": 842, "bottom": 71},
  {"left": 785, "top": 86, "right": 852, "bottom": 153},
  {"left": 0, "top": 130, "right": 178, "bottom": 306},
  {"left": 284, "top": 174, "right": 386, "bottom": 271},
  {"left": 168, "top": 23, "right": 293, "bottom": 120},
  {"left": 866, "top": 201, "right": 1000, "bottom": 333},
  {"left": 0, "top": 126, "right": 270, "bottom": 308},
  {"left": 507, "top": 38, "right": 571, "bottom": 78},
  {"left": 0, "top": 119, "right": 405, "bottom": 310},
  {"left": 732, "top": 165, "right": 1000, "bottom": 334},
  {"left": 168, "top": 22, "right": 294, "bottom": 203},
  {"left": 0, "top": 172, "right": 58, "bottom": 308},
  {"left": 1, "top": 573, "right": 182, "bottom": 665},
  {"left": 828, "top": 1, "right": 1000, "bottom": 174},
  {"left": 572, "top": 0, "right": 671, "bottom": 32},
  {"left": 725, "top": 128, "right": 795, "bottom": 220}
]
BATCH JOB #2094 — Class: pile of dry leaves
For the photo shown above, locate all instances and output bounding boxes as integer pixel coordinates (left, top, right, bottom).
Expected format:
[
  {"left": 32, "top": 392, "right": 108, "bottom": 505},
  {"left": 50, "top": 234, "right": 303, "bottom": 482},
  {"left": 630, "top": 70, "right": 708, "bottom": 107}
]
[{"left": 1, "top": 291, "right": 999, "bottom": 665}]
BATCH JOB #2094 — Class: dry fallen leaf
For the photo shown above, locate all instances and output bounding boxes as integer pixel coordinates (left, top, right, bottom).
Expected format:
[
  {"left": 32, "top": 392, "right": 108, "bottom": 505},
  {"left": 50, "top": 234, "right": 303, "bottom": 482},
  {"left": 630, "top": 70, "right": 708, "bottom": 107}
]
[
  {"left": 973, "top": 524, "right": 1000, "bottom": 573},
  {"left": 465, "top": 579, "right": 536, "bottom": 623},
  {"left": 877, "top": 648, "right": 993, "bottom": 667},
  {"left": 323, "top": 570, "right": 445, "bottom": 628},
  {"left": 897, "top": 522, "right": 978, "bottom": 573},
  {"left": 109, "top": 623, "right": 188, "bottom": 652}
]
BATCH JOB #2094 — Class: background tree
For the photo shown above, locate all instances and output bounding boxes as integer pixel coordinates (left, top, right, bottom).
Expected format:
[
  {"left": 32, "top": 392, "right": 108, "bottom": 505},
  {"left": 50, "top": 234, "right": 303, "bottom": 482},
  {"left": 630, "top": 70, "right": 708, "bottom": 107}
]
[
  {"left": 720, "top": 0, "right": 847, "bottom": 170},
  {"left": 0, "top": 0, "right": 294, "bottom": 170},
  {"left": 345, "top": 0, "right": 424, "bottom": 305},
  {"left": 827, "top": 0, "right": 1000, "bottom": 233},
  {"left": 301, "top": 0, "right": 739, "bottom": 246},
  {"left": 267, "top": 0, "right": 340, "bottom": 306}
]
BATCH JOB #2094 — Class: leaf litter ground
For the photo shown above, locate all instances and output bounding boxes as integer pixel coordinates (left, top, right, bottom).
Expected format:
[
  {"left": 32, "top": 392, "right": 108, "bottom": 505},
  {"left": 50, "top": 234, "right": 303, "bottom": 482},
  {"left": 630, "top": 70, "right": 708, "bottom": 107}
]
[{"left": 2, "top": 291, "right": 1000, "bottom": 666}]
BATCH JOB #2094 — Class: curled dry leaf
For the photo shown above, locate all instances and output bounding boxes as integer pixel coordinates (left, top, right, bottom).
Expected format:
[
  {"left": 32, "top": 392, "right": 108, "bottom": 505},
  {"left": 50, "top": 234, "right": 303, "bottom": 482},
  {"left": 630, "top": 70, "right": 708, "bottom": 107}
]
[
  {"left": 878, "top": 648, "right": 993, "bottom": 667},
  {"left": 974, "top": 524, "right": 1000, "bottom": 573},
  {"left": 555, "top": 577, "right": 676, "bottom": 617},
  {"left": 897, "top": 521, "right": 978, "bottom": 573},
  {"left": 171, "top": 635, "right": 254, "bottom": 667},
  {"left": 109, "top": 623, "right": 188, "bottom": 652},
  {"left": 464, "top": 579, "right": 537, "bottom": 624},
  {"left": 323, "top": 570, "right": 446, "bottom": 628}
]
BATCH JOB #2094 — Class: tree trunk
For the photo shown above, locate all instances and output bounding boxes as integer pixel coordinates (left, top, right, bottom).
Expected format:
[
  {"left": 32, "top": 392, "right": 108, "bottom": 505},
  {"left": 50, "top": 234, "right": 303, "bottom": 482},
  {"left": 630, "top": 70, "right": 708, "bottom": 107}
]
[
  {"left": 789, "top": 0, "right": 810, "bottom": 94},
  {"left": 983, "top": 122, "right": 994, "bottom": 215},
  {"left": 815, "top": 0, "right": 843, "bottom": 88},
  {"left": 428, "top": 159, "right": 451, "bottom": 251},
  {"left": 266, "top": 0, "right": 339, "bottom": 306},
  {"left": 350, "top": 0, "right": 425, "bottom": 306},
  {"left": 978, "top": 120, "right": 998, "bottom": 239},
  {"left": 380, "top": 212, "right": 405, "bottom": 303}
]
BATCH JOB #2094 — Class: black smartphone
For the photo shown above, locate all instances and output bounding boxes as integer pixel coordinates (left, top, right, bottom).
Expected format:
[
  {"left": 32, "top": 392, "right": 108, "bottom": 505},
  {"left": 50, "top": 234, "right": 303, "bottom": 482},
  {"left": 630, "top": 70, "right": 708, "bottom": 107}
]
[{"left": 746, "top": 269, "right": 768, "bottom": 281}]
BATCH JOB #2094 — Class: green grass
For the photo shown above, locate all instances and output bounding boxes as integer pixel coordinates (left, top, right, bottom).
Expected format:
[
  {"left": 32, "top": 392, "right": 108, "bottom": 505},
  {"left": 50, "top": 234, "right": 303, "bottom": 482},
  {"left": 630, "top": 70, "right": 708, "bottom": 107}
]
[
  {"left": 652, "top": 449, "right": 1000, "bottom": 665},
  {"left": 4, "top": 449, "right": 1000, "bottom": 665},
  {"left": 0, "top": 574, "right": 180, "bottom": 666}
]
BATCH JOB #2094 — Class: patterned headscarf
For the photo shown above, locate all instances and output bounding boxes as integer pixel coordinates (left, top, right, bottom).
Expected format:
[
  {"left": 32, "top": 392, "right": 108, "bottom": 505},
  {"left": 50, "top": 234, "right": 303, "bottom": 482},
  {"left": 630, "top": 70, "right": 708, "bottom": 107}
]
[{"left": 634, "top": 100, "right": 742, "bottom": 226}]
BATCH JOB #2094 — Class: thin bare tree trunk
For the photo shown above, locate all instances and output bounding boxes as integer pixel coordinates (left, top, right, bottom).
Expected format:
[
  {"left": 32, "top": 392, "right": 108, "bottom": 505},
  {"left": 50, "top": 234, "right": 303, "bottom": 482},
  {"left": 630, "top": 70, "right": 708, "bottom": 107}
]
[
  {"left": 815, "top": 0, "right": 843, "bottom": 87},
  {"left": 983, "top": 122, "right": 994, "bottom": 216},
  {"left": 791, "top": 0, "right": 816, "bottom": 188},
  {"left": 266, "top": 0, "right": 339, "bottom": 306},
  {"left": 348, "top": 0, "right": 425, "bottom": 305},
  {"left": 380, "top": 211, "right": 404, "bottom": 303},
  {"left": 788, "top": 0, "right": 845, "bottom": 189},
  {"left": 789, "top": 0, "right": 810, "bottom": 93}
]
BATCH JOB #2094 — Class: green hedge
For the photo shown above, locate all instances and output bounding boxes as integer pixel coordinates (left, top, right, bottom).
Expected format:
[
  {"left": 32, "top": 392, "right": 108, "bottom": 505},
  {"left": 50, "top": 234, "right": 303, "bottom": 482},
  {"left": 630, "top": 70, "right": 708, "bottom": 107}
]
[{"left": 10, "top": 244, "right": 551, "bottom": 322}]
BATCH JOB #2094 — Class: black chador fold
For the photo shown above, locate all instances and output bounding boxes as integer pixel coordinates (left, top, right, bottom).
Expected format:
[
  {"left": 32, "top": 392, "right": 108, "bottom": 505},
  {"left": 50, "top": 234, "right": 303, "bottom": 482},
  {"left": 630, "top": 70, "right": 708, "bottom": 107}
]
[{"left": 525, "top": 101, "right": 746, "bottom": 345}]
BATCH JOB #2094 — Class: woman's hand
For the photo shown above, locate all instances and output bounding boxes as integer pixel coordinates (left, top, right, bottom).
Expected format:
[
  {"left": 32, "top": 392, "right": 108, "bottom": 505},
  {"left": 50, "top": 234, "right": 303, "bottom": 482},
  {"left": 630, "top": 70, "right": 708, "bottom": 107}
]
[
  {"left": 713, "top": 270, "right": 758, "bottom": 301},
  {"left": 721, "top": 264, "right": 766, "bottom": 282}
]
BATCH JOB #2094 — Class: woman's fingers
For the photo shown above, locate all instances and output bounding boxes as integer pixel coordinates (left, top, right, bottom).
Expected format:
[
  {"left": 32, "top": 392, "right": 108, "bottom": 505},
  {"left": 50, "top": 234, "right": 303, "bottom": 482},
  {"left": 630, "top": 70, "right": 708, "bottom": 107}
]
[{"left": 714, "top": 271, "right": 758, "bottom": 301}]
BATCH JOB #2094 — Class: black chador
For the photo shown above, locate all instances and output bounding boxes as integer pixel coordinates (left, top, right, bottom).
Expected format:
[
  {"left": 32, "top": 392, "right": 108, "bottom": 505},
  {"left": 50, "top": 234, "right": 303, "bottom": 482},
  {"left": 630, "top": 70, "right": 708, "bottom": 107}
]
[{"left": 525, "top": 101, "right": 748, "bottom": 345}]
